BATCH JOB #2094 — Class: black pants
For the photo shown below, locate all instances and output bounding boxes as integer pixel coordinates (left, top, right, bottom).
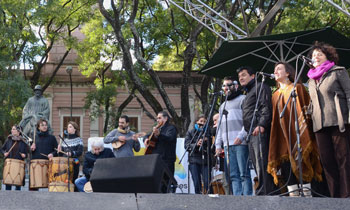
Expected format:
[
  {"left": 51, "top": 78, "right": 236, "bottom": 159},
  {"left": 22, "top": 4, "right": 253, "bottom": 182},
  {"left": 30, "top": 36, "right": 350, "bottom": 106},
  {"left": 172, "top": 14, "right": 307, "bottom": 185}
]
[{"left": 315, "top": 125, "right": 350, "bottom": 198}]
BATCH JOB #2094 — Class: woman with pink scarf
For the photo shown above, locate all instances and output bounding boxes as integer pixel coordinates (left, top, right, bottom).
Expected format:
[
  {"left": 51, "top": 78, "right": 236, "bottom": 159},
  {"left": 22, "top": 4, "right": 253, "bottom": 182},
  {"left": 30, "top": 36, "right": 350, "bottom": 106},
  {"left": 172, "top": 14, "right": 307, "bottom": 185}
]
[{"left": 307, "top": 42, "right": 350, "bottom": 198}]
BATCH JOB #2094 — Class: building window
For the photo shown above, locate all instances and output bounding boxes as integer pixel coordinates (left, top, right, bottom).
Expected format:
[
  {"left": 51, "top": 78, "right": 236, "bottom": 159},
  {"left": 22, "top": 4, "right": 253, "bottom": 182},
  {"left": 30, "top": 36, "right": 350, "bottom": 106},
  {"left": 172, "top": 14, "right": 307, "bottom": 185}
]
[
  {"left": 129, "top": 117, "right": 139, "bottom": 132},
  {"left": 63, "top": 116, "right": 81, "bottom": 135}
]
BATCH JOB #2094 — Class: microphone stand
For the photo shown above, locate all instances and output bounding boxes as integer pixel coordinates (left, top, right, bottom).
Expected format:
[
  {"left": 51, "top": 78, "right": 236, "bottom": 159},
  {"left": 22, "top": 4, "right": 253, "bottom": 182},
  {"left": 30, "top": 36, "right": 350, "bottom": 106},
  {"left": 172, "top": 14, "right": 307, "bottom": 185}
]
[
  {"left": 278, "top": 57, "right": 309, "bottom": 197},
  {"left": 211, "top": 92, "right": 232, "bottom": 195},
  {"left": 18, "top": 127, "right": 33, "bottom": 190},
  {"left": 181, "top": 92, "right": 219, "bottom": 194},
  {"left": 246, "top": 75, "right": 267, "bottom": 195},
  {"left": 58, "top": 134, "right": 72, "bottom": 192},
  {"left": 179, "top": 129, "right": 200, "bottom": 164}
]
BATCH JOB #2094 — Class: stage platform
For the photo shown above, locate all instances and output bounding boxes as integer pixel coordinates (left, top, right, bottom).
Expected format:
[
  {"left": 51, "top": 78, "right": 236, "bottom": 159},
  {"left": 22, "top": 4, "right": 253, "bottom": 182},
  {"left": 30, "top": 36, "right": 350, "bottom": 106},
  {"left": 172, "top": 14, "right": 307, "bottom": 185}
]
[{"left": 0, "top": 191, "right": 349, "bottom": 210}]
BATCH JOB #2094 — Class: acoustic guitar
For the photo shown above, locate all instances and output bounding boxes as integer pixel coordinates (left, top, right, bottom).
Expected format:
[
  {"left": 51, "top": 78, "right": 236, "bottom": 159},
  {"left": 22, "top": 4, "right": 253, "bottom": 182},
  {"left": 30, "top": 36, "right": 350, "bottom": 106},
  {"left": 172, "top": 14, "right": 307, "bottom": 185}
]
[
  {"left": 144, "top": 121, "right": 163, "bottom": 155},
  {"left": 112, "top": 132, "right": 146, "bottom": 149}
]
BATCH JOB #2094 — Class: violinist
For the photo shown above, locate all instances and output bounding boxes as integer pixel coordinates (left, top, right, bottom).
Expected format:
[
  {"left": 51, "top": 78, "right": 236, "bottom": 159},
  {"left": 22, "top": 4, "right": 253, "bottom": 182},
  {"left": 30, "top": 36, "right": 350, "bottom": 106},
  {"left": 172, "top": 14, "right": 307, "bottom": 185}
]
[
  {"left": 185, "top": 115, "right": 211, "bottom": 194},
  {"left": 1, "top": 125, "right": 28, "bottom": 190},
  {"left": 144, "top": 111, "right": 177, "bottom": 177}
]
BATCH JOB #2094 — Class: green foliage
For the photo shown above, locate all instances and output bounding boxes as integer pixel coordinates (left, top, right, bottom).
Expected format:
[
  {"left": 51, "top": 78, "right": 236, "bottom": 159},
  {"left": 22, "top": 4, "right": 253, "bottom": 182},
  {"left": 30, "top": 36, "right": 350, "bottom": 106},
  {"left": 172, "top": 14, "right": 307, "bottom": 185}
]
[
  {"left": 83, "top": 84, "right": 117, "bottom": 120},
  {"left": 0, "top": 69, "right": 32, "bottom": 143}
]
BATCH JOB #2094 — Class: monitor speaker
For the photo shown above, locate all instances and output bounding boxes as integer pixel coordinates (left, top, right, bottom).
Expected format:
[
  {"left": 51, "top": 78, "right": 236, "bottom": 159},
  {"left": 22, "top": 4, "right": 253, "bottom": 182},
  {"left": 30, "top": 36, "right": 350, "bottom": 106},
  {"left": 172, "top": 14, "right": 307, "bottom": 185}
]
[{"left": 90, "top": 154, "right": 177, "bottom": 193}]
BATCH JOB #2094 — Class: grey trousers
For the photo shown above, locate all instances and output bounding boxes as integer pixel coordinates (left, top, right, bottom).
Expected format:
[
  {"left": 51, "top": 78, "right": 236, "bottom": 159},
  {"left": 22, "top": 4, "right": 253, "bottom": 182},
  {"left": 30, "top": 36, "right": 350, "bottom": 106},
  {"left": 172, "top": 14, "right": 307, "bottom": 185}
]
[{"left": 248, "top": 133, "right": 277, "bottom": 195}]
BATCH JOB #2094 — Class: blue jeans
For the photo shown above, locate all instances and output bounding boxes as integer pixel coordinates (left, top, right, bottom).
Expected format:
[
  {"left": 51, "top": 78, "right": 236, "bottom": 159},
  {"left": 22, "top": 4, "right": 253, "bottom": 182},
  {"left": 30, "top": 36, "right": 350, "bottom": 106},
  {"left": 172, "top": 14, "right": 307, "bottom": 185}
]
[
  {"left": 75, "top": 177, "right": 88, "bottom": 192},
  {"left": 189, "top": 164, "right": 209, "bottom": 194},
  {"left": 5, "top": 185, "right": 21, "bottom": 191},
  {"left": 225, "top": 145, "right": 252, "bottom": 195}
]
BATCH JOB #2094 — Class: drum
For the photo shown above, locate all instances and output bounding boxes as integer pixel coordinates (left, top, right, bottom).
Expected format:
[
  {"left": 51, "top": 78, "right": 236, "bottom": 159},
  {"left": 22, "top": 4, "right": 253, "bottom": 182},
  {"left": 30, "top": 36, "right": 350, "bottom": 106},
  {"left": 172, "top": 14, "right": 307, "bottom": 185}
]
[
  {"left": 211, "top": 174, "right": 226, "bottom": 195},
  {"left": 83, "top": 181, "right": 93, "bottom": 193},
  {"left": 30, "top": 159, "right": 49, "bottom": 188},
  {"left": 211, "top": 180, "right": 225, "bottom": 195},
  {"left": 48, "top": 182, "right": 74, "bottom": 192},
  {"left": 2, "top": 158, "right": 25, "bottom": 186},
  {"left": 48, "top": 157, "right": 74, "bottom": 183}
]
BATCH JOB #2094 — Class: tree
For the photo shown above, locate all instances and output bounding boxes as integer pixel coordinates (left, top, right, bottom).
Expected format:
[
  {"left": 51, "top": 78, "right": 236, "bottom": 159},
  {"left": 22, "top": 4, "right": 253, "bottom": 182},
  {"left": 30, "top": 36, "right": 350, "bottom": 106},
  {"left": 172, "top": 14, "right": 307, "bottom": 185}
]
[
  {"left": 93, "top": 0, "right": 350, "bottom": 135},
  {"left": 0, "top": 69, "right": 32, "bottom": 143},
  {"left": 0, "top": 0, "right": 94, "bottom": 92}
]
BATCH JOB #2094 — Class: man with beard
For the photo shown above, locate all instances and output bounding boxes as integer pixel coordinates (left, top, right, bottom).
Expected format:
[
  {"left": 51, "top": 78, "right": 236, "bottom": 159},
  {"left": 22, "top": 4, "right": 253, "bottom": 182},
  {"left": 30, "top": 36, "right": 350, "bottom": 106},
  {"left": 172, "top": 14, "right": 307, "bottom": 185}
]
[
  {"left": 237, "top": 66, "right": 276, "bottom": 195},
  {"left": 215, "top": 77, "right": 252, "bottom": 196},
  {"left": 104, "top": 115, "right": 140, "bottom": 158}
]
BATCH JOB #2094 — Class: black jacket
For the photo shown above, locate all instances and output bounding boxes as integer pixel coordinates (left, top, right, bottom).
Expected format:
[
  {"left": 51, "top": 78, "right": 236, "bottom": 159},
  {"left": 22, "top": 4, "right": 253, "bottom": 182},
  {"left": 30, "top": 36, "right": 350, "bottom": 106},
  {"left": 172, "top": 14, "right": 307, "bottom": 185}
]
[
  {"left": 147, "top": 122, "right": 177, "bottom": 163},
  {"left": 1, "top": 135, "right": 28, "bottom": 160},
  {"left": 242, "top": 79, "right": 272, "bottom": 132},
  {"left": 83, "top": 148, "right": 114, "bottom": 180},
  {"left": 59, "top": 134, "right": 83, "bottom": 158},
  {"left": 31, "top": 130, "right": 58, "bottom": 160},
  {"left": 184, "top": 128, "right": 211, "bottom": 165}
]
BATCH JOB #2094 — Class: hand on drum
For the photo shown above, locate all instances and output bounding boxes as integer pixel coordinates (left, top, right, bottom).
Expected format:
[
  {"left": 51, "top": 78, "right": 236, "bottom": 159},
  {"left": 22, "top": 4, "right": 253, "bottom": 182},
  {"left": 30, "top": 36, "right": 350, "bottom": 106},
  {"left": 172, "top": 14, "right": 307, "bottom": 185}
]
[
  {"left": 48, "top": 153, "right": 53, "bottom": 160},
  {"left": 20, "top": 153, "right": 26, "bottom": 158},
  {"left": 31, "top": 143, "right": 36, "bottom": 151},
  {"left": 4, "top": 152, "right": 9, "bottom": 157}
]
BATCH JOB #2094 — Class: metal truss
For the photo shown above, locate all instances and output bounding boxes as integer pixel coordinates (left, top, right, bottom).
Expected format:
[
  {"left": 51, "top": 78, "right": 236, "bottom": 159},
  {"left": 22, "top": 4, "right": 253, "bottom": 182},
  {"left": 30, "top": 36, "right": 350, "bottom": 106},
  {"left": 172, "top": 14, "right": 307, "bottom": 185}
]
[
  {"left": 325, "top": 0, "right": 350, "bottom": 17},
  {"left": 165, "top": 0, "right": 349, "bottom": 41},
  {"left": 165, "top": 0, "right": 247, "bottom": 40}
]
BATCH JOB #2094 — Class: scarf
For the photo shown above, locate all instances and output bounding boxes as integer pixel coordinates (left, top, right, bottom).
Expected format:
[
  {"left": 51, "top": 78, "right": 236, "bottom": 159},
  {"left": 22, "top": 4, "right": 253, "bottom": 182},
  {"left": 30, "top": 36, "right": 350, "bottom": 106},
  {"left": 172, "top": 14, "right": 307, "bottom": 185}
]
[
  {"left": 227, "top": 88, "right": 242, "bottom": 101},
  {"left": 307, "top": 60, "right": 335, "bottom": 81},
  {"left": 117, "top": 127, "right": 130, "bottom": 134}
]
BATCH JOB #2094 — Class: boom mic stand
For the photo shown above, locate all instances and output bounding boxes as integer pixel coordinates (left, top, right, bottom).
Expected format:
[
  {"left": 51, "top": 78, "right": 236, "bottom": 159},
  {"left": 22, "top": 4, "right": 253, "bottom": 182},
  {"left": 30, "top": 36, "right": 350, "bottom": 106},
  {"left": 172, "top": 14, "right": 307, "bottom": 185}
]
[
  {"left": 179, "top": 129, "right": 200, "bottom": 164},
  {"left": 246, "top": 75, "right": 268, "bottom": 195},
  {"left": 278, "top": 57, "right": 310, "bottom": 197},
  {"left": 58, "top": 134, "right": 72, "bottom": 192}
]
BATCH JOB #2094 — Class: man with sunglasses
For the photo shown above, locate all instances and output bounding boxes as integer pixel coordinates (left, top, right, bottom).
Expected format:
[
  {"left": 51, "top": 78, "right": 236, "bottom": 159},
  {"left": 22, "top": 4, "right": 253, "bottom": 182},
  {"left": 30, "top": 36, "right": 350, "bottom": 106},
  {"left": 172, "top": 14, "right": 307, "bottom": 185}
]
[{"left": 215, "top": 77, "right": 252, "bottom": 195}]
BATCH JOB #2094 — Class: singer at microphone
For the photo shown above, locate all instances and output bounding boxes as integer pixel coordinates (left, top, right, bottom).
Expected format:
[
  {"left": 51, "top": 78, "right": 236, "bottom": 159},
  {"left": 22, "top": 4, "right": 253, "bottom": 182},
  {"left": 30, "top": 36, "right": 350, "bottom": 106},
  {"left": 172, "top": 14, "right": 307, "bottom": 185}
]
[
  {"left": 258, "top": 72, "right": 275, "bottom": 79},
  {"left": 301, "top": 55, "right": 315, "bottom": 68}
]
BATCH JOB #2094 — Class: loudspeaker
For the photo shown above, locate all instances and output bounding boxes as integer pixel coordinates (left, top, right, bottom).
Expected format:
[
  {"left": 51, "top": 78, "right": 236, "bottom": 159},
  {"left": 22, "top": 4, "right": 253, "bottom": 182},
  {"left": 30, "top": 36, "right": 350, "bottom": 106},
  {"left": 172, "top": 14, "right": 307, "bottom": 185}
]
[{"left": 90, "top": 154, "right": 177, "bottom": 193}]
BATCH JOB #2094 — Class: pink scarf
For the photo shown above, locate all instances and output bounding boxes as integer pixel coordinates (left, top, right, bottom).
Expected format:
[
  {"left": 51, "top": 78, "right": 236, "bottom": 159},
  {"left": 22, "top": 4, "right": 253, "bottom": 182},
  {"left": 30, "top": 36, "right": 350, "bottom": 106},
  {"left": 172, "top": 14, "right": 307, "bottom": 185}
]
[{"left": 307, "top": 60, "right": 335, "bottom": 81}]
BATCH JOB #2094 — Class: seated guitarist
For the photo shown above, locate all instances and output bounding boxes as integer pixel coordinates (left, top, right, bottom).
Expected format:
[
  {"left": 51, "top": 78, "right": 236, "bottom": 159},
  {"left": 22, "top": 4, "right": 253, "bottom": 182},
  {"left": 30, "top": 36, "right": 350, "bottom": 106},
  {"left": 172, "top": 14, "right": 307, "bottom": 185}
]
[
  {"left": 144, "top": 111, "right": 177, "bottom": 177},
  {"left": 104, "top": 115, "right": 140, "bottom": 158}
]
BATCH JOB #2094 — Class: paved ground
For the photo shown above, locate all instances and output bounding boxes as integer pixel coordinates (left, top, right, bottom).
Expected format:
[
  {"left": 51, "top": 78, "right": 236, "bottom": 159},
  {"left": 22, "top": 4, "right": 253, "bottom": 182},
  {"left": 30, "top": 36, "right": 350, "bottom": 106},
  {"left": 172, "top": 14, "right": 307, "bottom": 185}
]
[{"left": 0, "top": 191, "right": 349, "bottom": 210}]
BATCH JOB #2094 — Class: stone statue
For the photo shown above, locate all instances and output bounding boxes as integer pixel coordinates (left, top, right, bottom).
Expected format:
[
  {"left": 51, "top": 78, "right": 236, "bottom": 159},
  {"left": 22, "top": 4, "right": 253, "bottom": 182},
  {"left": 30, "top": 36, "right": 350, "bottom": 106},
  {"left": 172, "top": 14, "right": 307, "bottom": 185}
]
[{"left": 19, "top": 85, "right": 52, "bottom": 138}]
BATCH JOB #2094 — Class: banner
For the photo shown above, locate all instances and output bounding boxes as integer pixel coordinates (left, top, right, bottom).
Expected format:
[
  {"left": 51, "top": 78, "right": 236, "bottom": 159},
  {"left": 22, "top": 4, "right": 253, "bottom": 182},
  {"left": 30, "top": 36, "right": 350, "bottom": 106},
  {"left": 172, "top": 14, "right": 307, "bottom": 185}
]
[{"left": 88, "top": 137, "right": 194, "bottom": 193}]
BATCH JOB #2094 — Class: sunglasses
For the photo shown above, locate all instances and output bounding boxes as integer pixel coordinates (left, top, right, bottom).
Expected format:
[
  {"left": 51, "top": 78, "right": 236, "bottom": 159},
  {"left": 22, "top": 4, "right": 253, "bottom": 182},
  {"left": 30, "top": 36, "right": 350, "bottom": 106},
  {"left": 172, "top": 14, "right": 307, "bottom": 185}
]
[{"left": 222, "top": 83, "right": 233, "bottom": 88}]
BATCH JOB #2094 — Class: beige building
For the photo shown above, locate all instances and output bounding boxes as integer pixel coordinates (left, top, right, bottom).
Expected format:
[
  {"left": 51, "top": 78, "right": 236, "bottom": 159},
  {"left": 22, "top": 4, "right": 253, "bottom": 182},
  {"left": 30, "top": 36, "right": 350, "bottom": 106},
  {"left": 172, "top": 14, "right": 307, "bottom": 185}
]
[{"left": 38, "top": 30, "right": 203, "bottom": 147}]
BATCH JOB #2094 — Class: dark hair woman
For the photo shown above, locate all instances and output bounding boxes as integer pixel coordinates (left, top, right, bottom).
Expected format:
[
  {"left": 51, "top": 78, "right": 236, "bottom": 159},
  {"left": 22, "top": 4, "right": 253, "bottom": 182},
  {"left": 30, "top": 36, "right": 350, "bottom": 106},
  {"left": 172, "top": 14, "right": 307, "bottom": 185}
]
[
  {"left": 267, "top": 62, "right": 322, "bottom": 196},
  {"left": 307, "top": 42, "right": 350, "bottom": 198},
  {"left": 1, "top": 125, "right": 28, "bottom": 190},
  {"left": 58, "top": 121, "right": 83, "bottom": 192}
]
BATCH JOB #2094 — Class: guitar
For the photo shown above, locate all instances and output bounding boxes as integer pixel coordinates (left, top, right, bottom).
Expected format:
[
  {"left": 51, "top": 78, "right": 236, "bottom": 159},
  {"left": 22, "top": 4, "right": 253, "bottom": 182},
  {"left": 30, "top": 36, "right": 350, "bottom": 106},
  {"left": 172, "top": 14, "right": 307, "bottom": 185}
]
[
  {"left": 111, "top": 132, "right": 146, "bottom": 149},
  {"left": 144, "top": 121, "right": 164, "bottom": 155}
]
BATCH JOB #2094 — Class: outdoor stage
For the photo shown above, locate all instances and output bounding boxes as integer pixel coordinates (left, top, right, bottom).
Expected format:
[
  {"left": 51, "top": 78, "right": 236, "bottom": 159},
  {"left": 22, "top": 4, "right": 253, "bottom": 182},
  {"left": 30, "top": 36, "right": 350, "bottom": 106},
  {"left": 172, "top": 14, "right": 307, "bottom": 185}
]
[{"left": 0, "top": 191, "right": 349, "bottom": 210}]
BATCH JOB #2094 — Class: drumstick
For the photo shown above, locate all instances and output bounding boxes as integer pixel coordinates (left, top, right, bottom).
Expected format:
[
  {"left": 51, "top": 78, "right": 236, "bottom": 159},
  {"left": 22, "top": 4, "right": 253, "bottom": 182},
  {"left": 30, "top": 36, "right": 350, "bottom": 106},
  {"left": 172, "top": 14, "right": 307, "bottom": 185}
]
[
  {"left": 55, "top": 148, "right": 68, "bottom": 155},
  {"left": 40, "top": 153, "right": 49, "bottom": 158},
  {"left": 6, "top": 142, "right": 17, "bottom": 154}
]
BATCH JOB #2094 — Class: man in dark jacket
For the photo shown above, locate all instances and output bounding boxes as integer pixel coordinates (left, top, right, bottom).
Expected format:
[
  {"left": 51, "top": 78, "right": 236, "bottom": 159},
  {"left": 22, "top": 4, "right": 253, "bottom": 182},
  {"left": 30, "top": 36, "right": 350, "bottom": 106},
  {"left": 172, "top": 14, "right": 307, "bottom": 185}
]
[
  {"left": 144, "top": 111, "right": 177, "bottom": 177},
  {"left": 237, "top": 66, "right": 276, "bottom": 195},
  {"left": 75, "top": 138, "right": 114, "bottom": 192}
]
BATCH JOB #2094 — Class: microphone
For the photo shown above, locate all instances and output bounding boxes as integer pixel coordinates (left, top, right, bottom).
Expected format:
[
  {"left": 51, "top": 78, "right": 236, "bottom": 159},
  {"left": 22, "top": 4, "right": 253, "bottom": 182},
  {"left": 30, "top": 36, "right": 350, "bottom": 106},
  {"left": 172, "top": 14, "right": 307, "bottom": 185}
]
[
  {"left": 301, "top": 55, "right": 315, "bottom": 68},
  {"left": 258, "top": 72, "right": 275, "bottom": 79},
  {"left": 210, "top": 90, "right": 224, "bottom": 95}
]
